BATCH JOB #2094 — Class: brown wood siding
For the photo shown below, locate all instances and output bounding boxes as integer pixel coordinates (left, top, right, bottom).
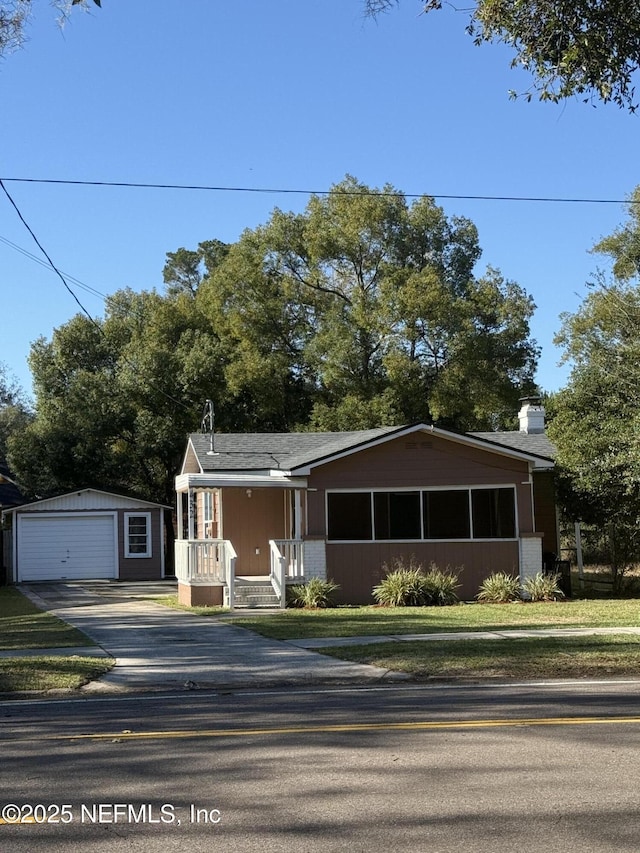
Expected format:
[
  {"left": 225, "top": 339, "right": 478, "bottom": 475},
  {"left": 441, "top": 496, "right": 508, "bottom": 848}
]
[
  {"left": 221, "top": 487, "right": 286, "bottom": 575},
  {"left": 327, "top": 541, "right": 520, "bottom": 604},
  {"left": 533, "top": 471, "right": 559, "bottom": 558},
  {"left": 307, "top": 434, "right": 533, "bottom": 537},
  {"left": 118, "top": 508, "right": 164, "bottom": 580}
]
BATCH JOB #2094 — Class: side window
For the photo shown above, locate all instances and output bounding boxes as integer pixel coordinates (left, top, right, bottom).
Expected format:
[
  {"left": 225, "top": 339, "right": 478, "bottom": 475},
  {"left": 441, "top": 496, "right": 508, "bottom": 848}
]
[{"left": 125, "top": 512, "right": 152, "bottom": 557}]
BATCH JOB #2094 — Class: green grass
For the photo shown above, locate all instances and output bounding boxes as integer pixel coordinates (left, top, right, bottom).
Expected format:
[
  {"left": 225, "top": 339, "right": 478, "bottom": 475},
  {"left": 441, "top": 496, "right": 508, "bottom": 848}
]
[
  {"left": 0, "top": 587, "right": 96, "bottom": 650},
  {"left": 320, "top": 634, "right": 640, "bottom": 680},
  {"left": 231, "top": 599, "right": 640, "bottom": 640},
  {"left": 0, "top": 588, "right": 113, "bottom": 693},
  {"left": 154, "top": 595, "right": 229, "bottom": 615},
  {"left": 0, "top": 656, "right": 113, "bottom": 692}
]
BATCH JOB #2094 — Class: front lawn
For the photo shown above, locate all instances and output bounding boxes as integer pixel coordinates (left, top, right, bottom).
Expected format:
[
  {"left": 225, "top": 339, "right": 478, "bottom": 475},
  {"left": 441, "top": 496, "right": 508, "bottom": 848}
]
[
  {"left": 231, "top": 599, "right": 640, "bottom": 640},
  {"left": 320, "top": 634, "right": 640, "bottom": 681},
  {"left": 0, "top": 587, "right": 113, "bottom": 693},
  {"left": 0, "top": 587, "right": 95, "bottom": 650},
  {"left": 0, "top": 656, "right": 114, "bottom": 692}
]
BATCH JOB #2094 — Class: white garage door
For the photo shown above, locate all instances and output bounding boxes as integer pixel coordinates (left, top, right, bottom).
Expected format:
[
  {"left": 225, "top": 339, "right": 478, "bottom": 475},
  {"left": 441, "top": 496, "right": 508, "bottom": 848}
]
[{"left": 18, "top": 514, "right": 117, "bottom": 581}]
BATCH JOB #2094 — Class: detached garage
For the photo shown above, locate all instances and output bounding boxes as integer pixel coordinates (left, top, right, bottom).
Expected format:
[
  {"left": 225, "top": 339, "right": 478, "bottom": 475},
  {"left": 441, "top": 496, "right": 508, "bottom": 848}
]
[{"left": 3, "top": 489, "right": 170, "bottom": 583}]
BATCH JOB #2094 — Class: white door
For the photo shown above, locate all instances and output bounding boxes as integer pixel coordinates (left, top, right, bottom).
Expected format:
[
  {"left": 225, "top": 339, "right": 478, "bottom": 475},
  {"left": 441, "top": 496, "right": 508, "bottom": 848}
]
[{"left": 18, "top": 514, "right": 117, "bottom": 581}]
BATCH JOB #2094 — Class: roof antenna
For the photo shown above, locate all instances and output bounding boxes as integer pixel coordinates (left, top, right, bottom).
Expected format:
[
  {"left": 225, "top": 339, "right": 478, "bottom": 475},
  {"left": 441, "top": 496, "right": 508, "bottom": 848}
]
[{"left": 201, "top": 399, "right": 217, "bottom": 455}]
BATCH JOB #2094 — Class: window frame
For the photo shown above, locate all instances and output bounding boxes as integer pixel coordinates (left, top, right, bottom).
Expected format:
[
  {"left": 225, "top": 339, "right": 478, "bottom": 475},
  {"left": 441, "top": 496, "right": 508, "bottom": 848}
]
[
  {"left": 325, "top": 486, "right": 518, "bottom": 543},
  {"left": 124, "top": 511, "right": 152, "bottom": 558}
]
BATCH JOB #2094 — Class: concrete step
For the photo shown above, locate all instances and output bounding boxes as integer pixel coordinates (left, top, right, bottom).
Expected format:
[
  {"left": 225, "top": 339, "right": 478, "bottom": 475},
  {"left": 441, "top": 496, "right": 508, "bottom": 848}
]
[{"left": 232, "top": 582, "right": 281, "bottom": 608}]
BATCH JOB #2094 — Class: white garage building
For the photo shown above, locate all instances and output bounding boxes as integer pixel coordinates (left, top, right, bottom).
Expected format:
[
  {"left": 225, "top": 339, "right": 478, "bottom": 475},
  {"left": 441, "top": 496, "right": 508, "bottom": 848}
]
[{"left": 3, "top": 489, "right": 170, "bottom": 583}]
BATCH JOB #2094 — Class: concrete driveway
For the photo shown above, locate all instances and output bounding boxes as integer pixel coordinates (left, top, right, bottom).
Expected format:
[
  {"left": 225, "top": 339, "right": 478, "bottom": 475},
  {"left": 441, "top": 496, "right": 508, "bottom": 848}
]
[{"left": 20, "top": 581, "right": 403, "bottom": 692}]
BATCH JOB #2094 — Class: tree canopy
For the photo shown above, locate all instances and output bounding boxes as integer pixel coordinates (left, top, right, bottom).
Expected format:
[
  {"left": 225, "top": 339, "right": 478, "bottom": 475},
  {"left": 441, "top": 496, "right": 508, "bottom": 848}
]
[
  {"left": 548, "top": 188, "right": 640, "bottom": 579},
  {"left": 0, "top": 0, "right": 101, "bottom": 58},
  {"left": 365, "top": 1, "right": 640, "bottom": 111},
  {"left": 6, "top": 177, "right": 539, "bottom": 502}
]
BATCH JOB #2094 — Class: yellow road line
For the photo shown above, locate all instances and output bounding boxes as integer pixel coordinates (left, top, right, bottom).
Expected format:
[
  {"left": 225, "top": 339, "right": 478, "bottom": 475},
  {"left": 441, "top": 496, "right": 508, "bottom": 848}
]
[{"left": 26, "top": 715, "right": 640, "bottom": 742}]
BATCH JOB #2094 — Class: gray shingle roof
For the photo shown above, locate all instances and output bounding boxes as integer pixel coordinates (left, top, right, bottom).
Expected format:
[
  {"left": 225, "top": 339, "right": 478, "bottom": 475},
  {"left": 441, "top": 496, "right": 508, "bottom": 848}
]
[
  {"left": 470, "top": 431, "right": 556, "bottom": 460},
  {"left": 188, "top": 424, "right": 555, "bottom": 474},
  {"left": 189, "top": 427, "right": 403, "bottom": 472}
]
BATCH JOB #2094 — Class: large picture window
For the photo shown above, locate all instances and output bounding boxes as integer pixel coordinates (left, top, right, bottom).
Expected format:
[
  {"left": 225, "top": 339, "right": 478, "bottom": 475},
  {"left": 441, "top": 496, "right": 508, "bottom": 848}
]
[{"left": 327, "top": 488, "right": 516, "bottom": 542}]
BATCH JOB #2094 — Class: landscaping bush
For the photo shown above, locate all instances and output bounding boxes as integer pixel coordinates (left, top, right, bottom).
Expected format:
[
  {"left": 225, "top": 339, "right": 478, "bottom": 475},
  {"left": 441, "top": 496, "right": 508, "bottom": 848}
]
[
  {"left": 522, "top": 572, "right": 565, "bottom": 602},
  {"left": 476, "top": 572, "right": 521, "bottom": 603},
  {"left": 423, "top": 564, "right": 461, "bottom": 606},
  {"left": 287, "top": 577, "right": 340, "bottom": 609},
  {"left": 373, "top": 557, "right": 460, "bottom": 607}
]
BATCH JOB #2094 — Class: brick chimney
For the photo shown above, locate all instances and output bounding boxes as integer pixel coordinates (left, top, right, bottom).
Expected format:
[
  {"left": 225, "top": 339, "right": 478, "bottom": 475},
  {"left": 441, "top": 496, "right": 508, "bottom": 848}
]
[{"left": 518, "top": 396, "right": 545, "bottom": 434}]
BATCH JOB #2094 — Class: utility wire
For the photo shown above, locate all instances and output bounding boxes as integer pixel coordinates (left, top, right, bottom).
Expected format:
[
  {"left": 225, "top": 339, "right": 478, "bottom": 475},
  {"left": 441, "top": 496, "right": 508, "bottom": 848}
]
[
  {"left": 0, "top": 179, "right": 193, "bottom": 414},
  {"left": 0, "top": 179, "right": 101, "bottom": 328},
  {"left": 0, "top": 233, "right": 108, "bottom": 301},
  {"left": 1, "top": 176, "right": 639, "bottom": 205}
]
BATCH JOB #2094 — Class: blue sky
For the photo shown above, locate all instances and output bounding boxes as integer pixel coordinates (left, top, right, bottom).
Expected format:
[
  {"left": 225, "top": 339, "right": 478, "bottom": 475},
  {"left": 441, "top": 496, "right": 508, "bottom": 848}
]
[{"left": 1, "top": 0, "right": 638, "bottom": 400}]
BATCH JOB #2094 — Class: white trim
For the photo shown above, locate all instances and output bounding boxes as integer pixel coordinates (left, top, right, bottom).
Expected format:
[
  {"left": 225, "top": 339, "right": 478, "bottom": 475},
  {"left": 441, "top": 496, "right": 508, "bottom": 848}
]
[
  {"left": 124, "top": 511, "right": 152, "bottom": 559},
  {"left": 175, "top": 473, "right": 308, "bottom": 491}
]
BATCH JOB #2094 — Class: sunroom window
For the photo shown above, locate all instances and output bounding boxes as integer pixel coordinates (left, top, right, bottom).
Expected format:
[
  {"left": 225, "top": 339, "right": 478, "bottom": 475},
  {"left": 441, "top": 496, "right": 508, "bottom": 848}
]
[{"left": 326, "top": 487, "right": 516, "bottom": 542}]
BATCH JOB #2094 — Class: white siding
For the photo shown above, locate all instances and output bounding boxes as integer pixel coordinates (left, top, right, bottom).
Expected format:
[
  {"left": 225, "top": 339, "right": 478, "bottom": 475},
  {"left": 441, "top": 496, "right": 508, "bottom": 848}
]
[{"left": 18, "top": 514, "right": 117, "bottom": 581}]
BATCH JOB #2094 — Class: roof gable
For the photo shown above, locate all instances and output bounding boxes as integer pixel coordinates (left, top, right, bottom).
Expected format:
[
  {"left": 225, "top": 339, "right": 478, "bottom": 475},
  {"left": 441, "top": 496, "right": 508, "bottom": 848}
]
[
  {"left": 4, "top": 488, "right": 171, "bottom": 514},
  {"left": 185, "top": 423, "right": 555, "bottom": 477}
]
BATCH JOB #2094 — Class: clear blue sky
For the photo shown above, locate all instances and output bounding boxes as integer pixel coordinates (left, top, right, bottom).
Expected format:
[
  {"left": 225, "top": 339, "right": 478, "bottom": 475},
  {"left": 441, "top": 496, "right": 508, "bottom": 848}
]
[{"left": 1, "top": 0, "right": 638, "bottom": 400}]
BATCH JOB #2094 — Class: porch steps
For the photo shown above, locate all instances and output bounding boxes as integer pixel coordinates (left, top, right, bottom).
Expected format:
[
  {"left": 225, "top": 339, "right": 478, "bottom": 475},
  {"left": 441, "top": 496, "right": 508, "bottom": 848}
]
[{"left": 232, "top": 580, "right": 281, "bottom": 609}]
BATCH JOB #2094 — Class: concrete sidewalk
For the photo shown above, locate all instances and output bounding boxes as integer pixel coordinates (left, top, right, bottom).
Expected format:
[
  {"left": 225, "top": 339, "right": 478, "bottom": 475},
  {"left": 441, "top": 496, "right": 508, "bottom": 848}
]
[
  {"left": 285, "top": 626, "right": 640, "bottom": 648},
  {"left": 14, "top": 583, "right": 408, "bottom": 692}
]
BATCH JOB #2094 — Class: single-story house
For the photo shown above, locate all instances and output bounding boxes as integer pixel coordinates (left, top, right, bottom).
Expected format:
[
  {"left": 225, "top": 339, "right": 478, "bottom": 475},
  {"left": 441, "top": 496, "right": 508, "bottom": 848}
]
[
  {"left": 3, "top": 489, "right": 170, "bottom": 583},
  {"left": 175, "top": 398, "right": 557, "bottom": 607}
]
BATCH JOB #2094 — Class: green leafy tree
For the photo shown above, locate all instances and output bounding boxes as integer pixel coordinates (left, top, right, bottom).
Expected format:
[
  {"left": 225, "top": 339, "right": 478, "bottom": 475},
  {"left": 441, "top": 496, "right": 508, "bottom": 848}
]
[
  {"left": 0, "top": 362, "right": 32, "bottom": 465},
  {"left": 549, "top": 193, "right": 640, "bottom": 584},
  {"left": 7, "top": 289, "right": 225, "bottom": 505},
  {"left": 365, "top": 1, "right": 640, "bottom": 111},
  {"left": 0, "top": 1, "right": 101, "bottom": 58},
  {"left": 202, "top": 176, "right": 538, "bottom": 431}
]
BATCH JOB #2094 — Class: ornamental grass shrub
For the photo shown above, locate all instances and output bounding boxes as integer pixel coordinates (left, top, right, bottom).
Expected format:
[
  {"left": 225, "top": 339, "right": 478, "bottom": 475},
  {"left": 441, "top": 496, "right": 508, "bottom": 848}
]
[
  {"left": 522, "top": 571, "right": 565, "bottom": 602},
  {"left": 287, "top": 577, "right": 340, "bottom": 609},
  {"left": 372, "top": 557, "right": 460, "bottom": 607},
  {"left": 476, "top": 572, "right": 521, "bottom": 603}
]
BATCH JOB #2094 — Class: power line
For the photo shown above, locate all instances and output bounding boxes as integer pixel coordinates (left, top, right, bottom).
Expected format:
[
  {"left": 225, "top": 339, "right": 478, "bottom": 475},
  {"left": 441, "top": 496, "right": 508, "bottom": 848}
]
[
  {"left": 0, "top": 180, "right": 193, "bottom": 414},
  {"left": 0, "top": 233, "right": 108, "bottom": 302},
  {"left": 1, "top": 176, "right": 638, "bottom": 205},
  {"left": 0, "top": 179, "right": 101, "bottom": 328}
]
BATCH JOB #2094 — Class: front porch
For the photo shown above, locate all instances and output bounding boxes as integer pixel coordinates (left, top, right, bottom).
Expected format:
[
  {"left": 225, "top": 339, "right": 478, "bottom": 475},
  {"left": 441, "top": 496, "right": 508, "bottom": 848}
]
[
  {"left": 174, "top": 538, "right": 306, "bottom": 608},
  {"left": 174, "top": 468, "right": 317, "bottom": 608}
]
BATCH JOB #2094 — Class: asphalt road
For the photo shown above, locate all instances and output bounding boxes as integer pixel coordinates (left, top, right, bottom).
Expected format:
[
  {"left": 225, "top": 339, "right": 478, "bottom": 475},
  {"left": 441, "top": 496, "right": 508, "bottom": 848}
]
[{"left": 3, "top": 681, "right": 640, "bottom": 852}]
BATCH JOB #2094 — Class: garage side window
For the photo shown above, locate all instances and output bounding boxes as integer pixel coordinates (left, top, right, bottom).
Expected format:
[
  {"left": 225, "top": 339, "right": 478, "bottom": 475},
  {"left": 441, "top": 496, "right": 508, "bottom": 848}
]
[{"left": 125, "top": 512, "right": 152, "bottom": 558}]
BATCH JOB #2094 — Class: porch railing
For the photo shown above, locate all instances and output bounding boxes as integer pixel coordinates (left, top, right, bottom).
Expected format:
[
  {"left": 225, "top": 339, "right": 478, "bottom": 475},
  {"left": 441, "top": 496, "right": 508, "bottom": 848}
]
[
  {"left": 269, "top": 539, "right": 304, "bottom": 609},
  {"left": 175, "top": 539, "right": 237, "bottom": 607}
]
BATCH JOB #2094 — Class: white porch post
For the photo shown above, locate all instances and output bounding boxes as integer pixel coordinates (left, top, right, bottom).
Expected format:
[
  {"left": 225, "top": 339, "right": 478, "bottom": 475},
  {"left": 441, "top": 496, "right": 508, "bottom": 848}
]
[
  {"left": 294, "top": 489, "right": 302, "bottom": 539},
  {"left": 187, "top": 488, "right": 195, "bottom": 540},
  {"left": 176, "top": 491, "right": 184, "bottom": 540}
]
